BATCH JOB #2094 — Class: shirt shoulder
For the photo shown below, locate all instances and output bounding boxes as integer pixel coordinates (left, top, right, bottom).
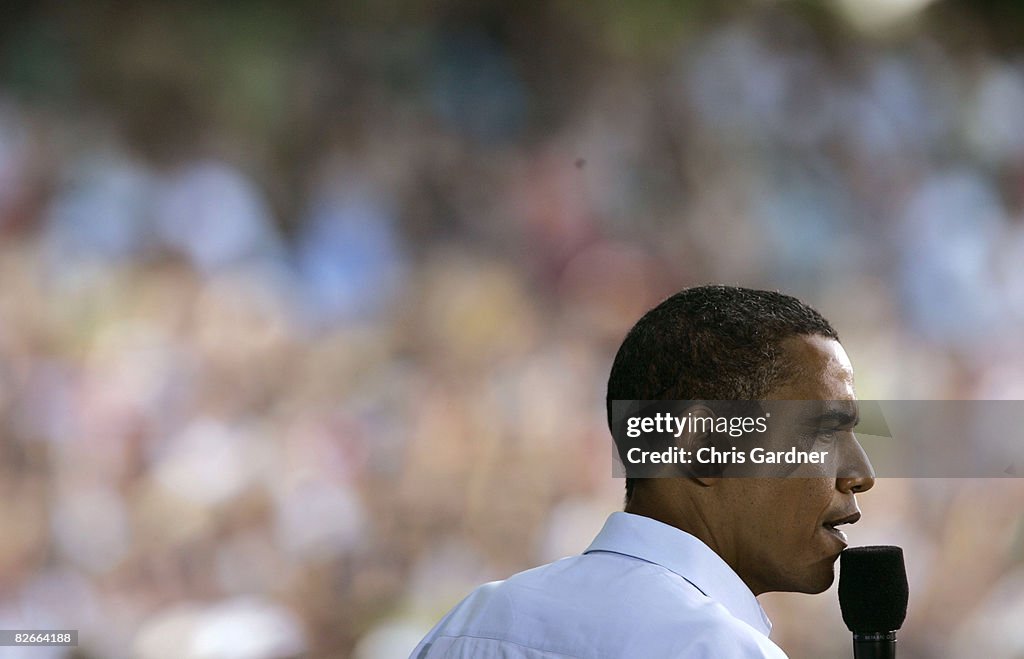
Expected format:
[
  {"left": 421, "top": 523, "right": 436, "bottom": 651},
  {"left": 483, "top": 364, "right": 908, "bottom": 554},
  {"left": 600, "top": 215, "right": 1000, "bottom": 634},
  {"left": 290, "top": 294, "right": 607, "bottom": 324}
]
[
  {"left": 642, "top": 608, "right": 789, "bottom": 658},
  {"left": 411, "top": 552, "right": 787, "bottom": 658}
]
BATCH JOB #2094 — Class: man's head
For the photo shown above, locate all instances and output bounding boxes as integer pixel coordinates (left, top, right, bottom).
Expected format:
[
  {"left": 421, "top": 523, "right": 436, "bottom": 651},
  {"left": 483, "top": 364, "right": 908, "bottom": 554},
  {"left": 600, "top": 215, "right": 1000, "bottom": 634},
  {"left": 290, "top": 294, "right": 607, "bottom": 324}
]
[{"left": 606, "top": 285, "right": 874, "bottom": 594}]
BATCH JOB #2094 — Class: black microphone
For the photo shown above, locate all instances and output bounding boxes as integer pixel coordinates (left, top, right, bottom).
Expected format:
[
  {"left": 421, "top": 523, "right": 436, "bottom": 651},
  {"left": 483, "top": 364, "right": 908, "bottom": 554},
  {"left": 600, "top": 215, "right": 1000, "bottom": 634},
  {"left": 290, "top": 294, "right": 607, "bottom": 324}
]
[{"left": 838, "top": 546, "right": 909, "bottom": 659}]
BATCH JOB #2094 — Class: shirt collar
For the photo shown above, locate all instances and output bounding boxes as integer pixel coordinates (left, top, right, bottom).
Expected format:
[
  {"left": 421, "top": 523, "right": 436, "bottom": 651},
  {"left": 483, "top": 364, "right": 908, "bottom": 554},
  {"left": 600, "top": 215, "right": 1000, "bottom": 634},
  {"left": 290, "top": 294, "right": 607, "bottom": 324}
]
[{"left": 583, "top": 511, "right": 773, "bottom": 637}]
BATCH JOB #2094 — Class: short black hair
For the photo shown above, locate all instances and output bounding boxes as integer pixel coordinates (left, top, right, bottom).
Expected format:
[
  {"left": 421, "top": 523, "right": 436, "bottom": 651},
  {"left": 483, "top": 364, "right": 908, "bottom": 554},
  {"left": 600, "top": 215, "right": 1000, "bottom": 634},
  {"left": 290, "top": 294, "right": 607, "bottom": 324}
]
[{"left": 606, "top": 285, "right": 839, "bottom": 502}]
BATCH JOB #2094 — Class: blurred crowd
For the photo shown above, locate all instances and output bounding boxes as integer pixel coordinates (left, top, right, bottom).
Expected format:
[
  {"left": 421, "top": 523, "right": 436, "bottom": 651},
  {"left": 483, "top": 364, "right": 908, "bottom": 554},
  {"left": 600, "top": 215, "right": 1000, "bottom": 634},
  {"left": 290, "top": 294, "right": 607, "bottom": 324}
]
[{"left": 1, "top": 1, "right": 1024, "bottom": 657}]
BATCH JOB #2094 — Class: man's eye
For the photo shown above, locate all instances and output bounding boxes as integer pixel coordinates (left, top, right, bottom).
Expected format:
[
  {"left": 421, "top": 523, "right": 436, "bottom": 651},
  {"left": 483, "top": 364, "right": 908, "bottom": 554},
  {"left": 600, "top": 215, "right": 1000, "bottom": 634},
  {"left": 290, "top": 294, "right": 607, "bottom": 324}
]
[{"left": 819, "top": 427, "right": 858, "bottom": 442}]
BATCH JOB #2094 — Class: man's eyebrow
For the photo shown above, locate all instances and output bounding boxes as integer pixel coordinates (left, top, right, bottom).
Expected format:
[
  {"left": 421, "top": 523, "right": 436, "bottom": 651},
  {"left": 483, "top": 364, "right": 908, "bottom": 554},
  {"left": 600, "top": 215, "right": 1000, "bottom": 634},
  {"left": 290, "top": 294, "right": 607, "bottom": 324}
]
[{"left": 812, "top": 405, "right": 860, "bottom": 428}]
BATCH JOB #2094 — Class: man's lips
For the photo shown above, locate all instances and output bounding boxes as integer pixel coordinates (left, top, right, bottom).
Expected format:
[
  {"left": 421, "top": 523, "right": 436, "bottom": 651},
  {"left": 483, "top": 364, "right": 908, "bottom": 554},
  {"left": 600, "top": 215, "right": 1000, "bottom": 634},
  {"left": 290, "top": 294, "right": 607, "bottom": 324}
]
[{"left": 822, "top": 511, "right": 861, "bottom": 545}]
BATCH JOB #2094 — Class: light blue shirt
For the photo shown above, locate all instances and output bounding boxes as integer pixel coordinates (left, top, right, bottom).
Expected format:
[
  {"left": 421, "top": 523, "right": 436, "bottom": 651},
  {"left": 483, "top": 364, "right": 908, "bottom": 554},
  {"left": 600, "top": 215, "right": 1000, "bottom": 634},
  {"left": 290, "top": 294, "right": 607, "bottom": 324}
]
[{"left": 411, "top": 512, "right": 789, "bottom": 658}]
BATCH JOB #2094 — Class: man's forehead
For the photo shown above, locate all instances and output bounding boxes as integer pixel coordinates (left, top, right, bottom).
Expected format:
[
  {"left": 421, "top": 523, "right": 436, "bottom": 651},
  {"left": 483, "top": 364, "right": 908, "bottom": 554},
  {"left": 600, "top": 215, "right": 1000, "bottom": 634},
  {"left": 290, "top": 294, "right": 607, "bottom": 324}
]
[{"left": 765, "top": 334, "right": 856, "bottom": 401}]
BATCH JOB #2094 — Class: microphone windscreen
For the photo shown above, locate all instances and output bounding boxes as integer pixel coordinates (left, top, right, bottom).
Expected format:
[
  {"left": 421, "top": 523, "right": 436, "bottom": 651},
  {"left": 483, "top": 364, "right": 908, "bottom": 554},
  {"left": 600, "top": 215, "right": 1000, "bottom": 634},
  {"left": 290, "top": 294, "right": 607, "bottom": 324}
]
[{"left": 839, "top": 546, "right": 908, "bottom": 633}]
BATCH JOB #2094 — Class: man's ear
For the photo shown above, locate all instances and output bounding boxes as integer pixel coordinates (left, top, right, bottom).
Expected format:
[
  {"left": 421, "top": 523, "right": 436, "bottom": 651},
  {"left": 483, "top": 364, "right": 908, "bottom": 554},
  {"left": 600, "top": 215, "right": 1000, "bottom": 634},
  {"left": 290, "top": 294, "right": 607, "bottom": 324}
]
[{"left": 678, "top": 404, "right": 721, "bottom": 487}]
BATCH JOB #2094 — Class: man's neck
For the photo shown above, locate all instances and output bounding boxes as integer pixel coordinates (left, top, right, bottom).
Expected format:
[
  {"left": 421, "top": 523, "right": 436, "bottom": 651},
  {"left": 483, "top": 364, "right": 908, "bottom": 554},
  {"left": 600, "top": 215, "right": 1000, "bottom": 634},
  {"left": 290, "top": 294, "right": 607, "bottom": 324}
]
[{"left": 624, "top": 489, "right": 762, "bottom": 594}]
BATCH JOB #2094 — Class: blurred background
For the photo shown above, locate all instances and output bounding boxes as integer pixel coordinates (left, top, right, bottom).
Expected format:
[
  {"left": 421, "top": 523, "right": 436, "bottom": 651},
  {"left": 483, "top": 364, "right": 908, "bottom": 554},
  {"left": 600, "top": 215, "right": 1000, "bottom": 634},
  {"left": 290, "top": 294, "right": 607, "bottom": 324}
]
[{"left": 1, "top": 0, "right": 1024, "bottom": 657}]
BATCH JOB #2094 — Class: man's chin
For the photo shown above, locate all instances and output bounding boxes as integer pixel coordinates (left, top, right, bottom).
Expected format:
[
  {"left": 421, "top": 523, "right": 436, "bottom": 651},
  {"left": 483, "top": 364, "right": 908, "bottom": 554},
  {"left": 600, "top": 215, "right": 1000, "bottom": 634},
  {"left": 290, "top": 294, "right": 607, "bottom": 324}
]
[
  {"left": 787, "top": 562, "right": 837, "bottom": 594},
  {"left": 753, "top": 556, "right": 839, "bottom": 594},
  {"left": 808, "top": 562, "right": 838, "bottom": 593},
  {"left": 801, "top": 575, "right": 835, "bottom": 594}
]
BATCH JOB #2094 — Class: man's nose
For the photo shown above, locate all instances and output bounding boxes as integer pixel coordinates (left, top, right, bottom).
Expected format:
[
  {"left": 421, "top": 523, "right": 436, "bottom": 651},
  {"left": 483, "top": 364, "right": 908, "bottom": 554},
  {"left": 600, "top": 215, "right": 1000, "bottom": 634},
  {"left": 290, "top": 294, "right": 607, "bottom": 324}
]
[{"left": 837, "top": 435, "right": 875, "bottom": 493}]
